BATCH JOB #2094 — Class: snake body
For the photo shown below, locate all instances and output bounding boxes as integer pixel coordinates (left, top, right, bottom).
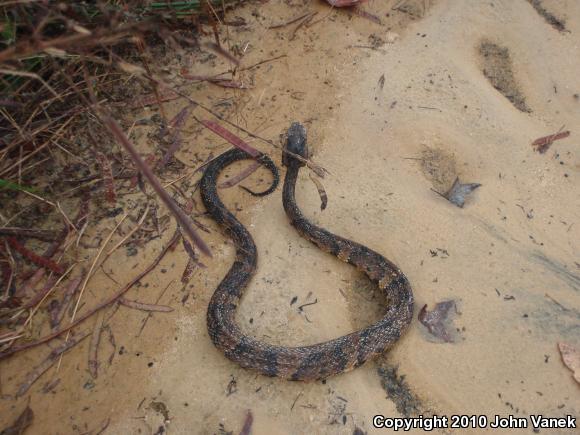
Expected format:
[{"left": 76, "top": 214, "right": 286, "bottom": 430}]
[{"left": 200, "top": 122, "right": 414, "bottom": 381}]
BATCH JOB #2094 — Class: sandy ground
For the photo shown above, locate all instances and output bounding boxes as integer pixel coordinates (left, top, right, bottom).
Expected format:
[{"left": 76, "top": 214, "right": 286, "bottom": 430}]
[{"left": 1, "top": 0, "right": 579, "bottom": 434}]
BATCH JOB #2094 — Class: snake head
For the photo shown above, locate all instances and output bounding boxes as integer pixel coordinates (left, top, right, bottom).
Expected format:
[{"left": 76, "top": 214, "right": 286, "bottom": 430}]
[{"left": 283, "top": 122, "right": 308, "bottom": 167}]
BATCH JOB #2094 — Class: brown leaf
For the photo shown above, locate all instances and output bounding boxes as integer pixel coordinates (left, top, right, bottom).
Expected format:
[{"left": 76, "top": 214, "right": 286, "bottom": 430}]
[
  {"left": 200, "top": 120, "right": 259, "bottom": 157},
  {"left": 441, "top": 177, "right": 481, "bottom": 208},
  {"left": 558, "top": 342, "right": 580, "bottom": 384},
  {"left": 352, "top": 7, "right": 381, "bottom": 24},
  {"left": 309, "top": 173, "right": 328, "bottom": 211},
  {"left": 1, "top": 406, "right": 33, "bottom": 435},
  {"left": 181, "top": 234, "right": 206, "bottom": 269},
  {"left": 239, "top": 410, "right": 253, "bottom": 435},
  {"left": 531, "top": 130, "right": 570, "bottom": 153},
  {"left": 418, "top": 300, "right": 458, "bottom": 343},
  {"left": 181, "top": 258, "right": 196, "bottom": 284}
]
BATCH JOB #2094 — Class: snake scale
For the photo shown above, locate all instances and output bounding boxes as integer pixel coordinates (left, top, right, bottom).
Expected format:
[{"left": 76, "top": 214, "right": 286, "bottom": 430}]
[{"left": 200, "top": 122, "right": 414, "bottom": 381}]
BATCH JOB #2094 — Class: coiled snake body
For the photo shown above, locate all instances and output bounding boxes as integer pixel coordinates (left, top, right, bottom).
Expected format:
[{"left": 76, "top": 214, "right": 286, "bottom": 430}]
[{"left": 200, "top": 122, "right": 414, "bottom": 381}]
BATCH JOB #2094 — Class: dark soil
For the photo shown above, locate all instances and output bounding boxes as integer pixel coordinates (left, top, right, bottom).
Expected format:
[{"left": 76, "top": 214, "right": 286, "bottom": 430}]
[
  {"left": 526, "top": 0, "right": 567, "bottom": 32},
  {"left": 480, "top": 41, "right": 531, "bottom": 113}
]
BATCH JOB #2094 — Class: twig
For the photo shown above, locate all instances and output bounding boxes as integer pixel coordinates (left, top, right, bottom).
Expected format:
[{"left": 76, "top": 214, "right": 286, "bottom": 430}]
[
  {"left": 269, "top": 12, "right": 312, "bottom": 29},
  {"left": 240, "top": 54, "right": 288, "bottom": 72},
  {"left": 291, "top": 392, "right": 303, "bottom": 411},
  {"left": 137, "top": 279, "right": 176, "bottom": 336},
  {"left": 298, "top": 299, "right": 318, "bottom": 311},
  {"left": 119, "top": 298, "right": 173, "bottom": 313}
]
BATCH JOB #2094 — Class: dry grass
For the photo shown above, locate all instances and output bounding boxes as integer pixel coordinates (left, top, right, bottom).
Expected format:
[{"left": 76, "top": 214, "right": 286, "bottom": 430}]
[{"left": 0, "top": 0, "right": 238, "bottom": 361}]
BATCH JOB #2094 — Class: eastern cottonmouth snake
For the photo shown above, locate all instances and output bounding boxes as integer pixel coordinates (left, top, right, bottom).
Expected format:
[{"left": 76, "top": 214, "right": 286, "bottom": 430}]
[{"left": 200, "top": 122, "right": 414, "bottom": 381}]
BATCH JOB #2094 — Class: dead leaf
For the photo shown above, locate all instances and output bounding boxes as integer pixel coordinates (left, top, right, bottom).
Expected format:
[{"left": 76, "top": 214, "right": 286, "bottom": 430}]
[
  {"left": 239, "top": 410, "right": 253, "bottom": 435},
  {"left": 418, "top": 300, "right": 458, "bottom": 343},
  {"left": 558, "top": 342, "right": 580, "bottom": 384},
  {"left": 181, "top": 234, "right": 206, "bottom": 269},
  {"left": 309, "top": 173, "right": 328, "bottom": 211},
  {"left": 438, "top": 177, "right": 481, "bottom": 208},
  {"left": 531, "top": 130, "right": 570, "bottom": 153},
  {"left": 352, "top": 7, "right": 381, "bottom": 24},
  {"left": 181, "top": 258, "right": 196, "bottom": 284},
  {"left": 1, "top": 406, "right": 33, "bottom": 435}
]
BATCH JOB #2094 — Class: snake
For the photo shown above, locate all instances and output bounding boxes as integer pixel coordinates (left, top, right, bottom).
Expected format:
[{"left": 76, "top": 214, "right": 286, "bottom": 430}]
[{"left": 200, "top": 122, "right": 414, "bottom": 381}]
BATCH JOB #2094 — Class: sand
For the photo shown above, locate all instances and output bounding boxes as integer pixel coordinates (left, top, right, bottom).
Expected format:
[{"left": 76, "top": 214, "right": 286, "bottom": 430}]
[{"left": 1, "top": 0, "right": 579, "bottom": 434}]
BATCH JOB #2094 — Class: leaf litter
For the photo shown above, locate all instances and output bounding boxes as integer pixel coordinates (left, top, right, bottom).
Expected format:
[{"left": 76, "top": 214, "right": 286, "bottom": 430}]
[
  {"left": 531, "top": 128, "right": 570, "bottom": 154},
  {"left": 418, "top": 300, "right": 460, "bottom": 343},
  {"left": 438, "top": 177, "right": 481, "bottom": 208}
]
